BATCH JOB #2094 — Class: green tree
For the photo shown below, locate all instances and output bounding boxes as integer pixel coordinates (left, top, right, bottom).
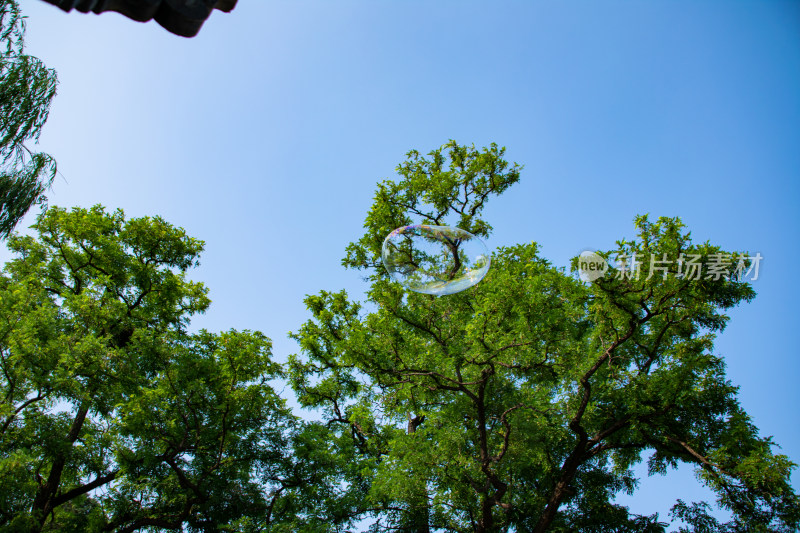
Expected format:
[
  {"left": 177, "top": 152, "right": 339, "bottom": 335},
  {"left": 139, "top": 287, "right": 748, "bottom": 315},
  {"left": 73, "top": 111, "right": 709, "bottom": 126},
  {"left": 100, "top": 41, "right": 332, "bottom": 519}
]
[
  {"left": 0, "top": 206, "right": 345, "bottom": 532},
  {"left": 288, "top": 140, "right": 799, "bottom": 532},
  {"left": 0, "top": 0, "right": 57, "bottom": 238}
]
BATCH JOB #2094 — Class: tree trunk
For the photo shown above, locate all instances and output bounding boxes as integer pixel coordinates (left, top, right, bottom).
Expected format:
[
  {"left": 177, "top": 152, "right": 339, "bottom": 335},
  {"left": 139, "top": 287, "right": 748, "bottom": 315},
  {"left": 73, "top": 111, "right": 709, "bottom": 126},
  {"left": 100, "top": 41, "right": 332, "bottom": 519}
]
[
  {"left": 407, "top": 413, "right": 430, "bottom": 533},
  {"left": 532, "top": 444, "right": 586, "bottom": 533},
  {"left": 31, "top": 402, "right": 89, "bottom": 530}
]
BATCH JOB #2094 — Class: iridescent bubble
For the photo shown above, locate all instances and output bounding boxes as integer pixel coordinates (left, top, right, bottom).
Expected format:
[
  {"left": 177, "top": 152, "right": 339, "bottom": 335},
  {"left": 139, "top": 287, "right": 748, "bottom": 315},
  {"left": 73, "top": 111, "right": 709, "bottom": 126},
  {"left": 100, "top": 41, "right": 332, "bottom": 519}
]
[{"left": 381, "top": 225, "right": 491, "bottom": 296}]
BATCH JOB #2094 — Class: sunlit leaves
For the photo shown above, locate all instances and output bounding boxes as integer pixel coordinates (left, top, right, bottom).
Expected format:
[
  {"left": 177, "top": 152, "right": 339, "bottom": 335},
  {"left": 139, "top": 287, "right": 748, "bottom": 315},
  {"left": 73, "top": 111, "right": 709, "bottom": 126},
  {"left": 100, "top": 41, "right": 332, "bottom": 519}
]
[
  {"left": 0, "top": 206, "right": 305, "bottom": 531},
  {"left": 291, "top": 145, "right": 798, "bottom": 531}
]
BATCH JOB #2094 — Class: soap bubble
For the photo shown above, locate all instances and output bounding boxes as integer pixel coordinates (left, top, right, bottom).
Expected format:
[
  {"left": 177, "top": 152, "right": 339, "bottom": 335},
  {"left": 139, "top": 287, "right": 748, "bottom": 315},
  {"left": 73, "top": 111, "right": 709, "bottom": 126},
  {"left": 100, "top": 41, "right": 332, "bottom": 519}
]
[{"left": 381, "top": 225, "right": 491, "bottom": 296}]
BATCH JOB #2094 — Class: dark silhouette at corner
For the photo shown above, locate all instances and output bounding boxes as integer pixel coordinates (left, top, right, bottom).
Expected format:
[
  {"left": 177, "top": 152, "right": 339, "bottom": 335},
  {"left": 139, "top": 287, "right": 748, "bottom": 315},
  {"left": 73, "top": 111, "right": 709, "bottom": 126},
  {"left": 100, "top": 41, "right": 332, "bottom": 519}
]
[{"left": 41, "top": 0, "right": 237, "bottom": 37}]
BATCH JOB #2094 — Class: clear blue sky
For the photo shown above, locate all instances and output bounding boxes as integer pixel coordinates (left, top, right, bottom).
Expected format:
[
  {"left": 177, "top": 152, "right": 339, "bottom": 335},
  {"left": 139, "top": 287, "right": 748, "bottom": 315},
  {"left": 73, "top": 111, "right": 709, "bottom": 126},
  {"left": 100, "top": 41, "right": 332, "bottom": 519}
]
[{"left": 7, "top": 0, "right": 799, "bottom": 528}]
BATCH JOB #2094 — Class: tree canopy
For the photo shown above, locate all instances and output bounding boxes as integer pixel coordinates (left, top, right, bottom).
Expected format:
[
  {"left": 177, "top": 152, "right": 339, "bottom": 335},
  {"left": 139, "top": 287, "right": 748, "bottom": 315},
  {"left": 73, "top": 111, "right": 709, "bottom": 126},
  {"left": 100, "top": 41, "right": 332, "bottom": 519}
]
[
  {"left": 0, "top": 206, "right": 348, "bottom": 531},
  {"left": 0, "top": 142, "right": 797, "bottom": 532},
  {"left": 288, "top": 140, "right": 799, "bottom": 532},
  {"left": 0, "top": 0, "right": 57, "bottom": 238}
]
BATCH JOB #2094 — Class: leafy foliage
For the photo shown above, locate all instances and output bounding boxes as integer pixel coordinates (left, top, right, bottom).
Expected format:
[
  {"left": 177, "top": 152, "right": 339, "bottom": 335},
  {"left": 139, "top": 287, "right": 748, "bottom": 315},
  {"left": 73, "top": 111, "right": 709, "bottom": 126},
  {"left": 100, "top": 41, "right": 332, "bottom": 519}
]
[
  {"left": 0, "top": 0, "right": 58, "bottom": 238},
  {"left": 289, "top": 141, "right": 799, "bottom": 532},
  {"left": 1, "top": 141, "right": 796, "bottom": 533},
  {"left": 0, "top": 206, "right": 346, "bottom": 532}
]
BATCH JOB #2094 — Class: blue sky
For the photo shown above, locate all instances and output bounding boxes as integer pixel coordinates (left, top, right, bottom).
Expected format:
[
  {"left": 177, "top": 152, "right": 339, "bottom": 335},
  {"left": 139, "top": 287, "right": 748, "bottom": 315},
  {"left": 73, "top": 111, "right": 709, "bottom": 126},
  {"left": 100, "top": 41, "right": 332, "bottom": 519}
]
[{"left": 7, "top": 0, "right": 800, "bottom": 528}]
